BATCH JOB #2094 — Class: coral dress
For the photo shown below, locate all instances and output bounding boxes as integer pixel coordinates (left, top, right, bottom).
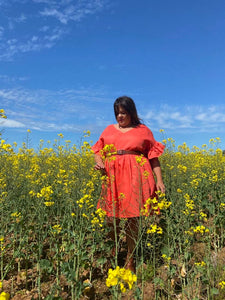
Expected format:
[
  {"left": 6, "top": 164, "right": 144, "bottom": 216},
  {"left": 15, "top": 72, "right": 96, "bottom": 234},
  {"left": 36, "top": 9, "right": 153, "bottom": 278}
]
[{"left": 92, "top": 124, "right": 165, "bottom": 218}]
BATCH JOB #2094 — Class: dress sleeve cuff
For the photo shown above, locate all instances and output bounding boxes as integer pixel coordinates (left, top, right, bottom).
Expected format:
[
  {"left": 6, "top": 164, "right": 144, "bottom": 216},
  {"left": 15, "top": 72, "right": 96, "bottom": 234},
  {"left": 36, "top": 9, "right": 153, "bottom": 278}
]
[
  {"left": 147, "top": 142, "right": 165, "bottom": 159},
  {"left": 91, "top": 140, "right": 103, "bottom": 155}
]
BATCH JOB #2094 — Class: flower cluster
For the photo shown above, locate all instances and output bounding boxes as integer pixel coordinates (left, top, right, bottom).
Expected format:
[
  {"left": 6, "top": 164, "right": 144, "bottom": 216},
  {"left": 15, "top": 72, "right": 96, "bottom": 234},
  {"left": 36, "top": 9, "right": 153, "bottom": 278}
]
[
  {"left": 11, "top": 211, "right": 22, "bottom": 223},
  {"left": 185, "top": 225, "right": 209, "bottom": 236},
  {"left": 106, "top": 266, "right": 137, "bottom": 293},
  {"left": 135, "top": 155, "right": 147, "bottom": 166},
  {"left": 0, "top": 109, "right": 7, "bottom": 119},
  {"left": 91, "top": 208, "right": 106, "bottom": 231},
  {"left": 162, "top": 254, "right": 171, "bottom": 266},
  {"left": 52, "top": 224, "right": 62, "bottom": 235},
  {"left": 147, "top": 224, "right": 163, "bottom": 235},
  {"left": 0, "top": 291, "right": 10, "bottom": 300},
  {"left": 0, "top": 236, "right": 5, "bottom": 252},
  {"left": 37, "top": 186, "right": 54, "bottom": 201},
  {"left": 100, "top": 144, "right": 117, "bottom": 160},
  {"left": 182, "top": 193, "right": 195, "bottom": 216},
  {"left": 195, "top": 261, "right": 206, "bottom": 267},
  {"left": 44, "top": 201, "right": 55, "bottom": 207},
  {"left": 0, "top": 140, "right": 13, "bottom": 153},
  {"left": 219, "top": 281, "right": 225, "bottom": 289},
  {"left": 141, "top": 192, "right": 171, "bottom": 217}
]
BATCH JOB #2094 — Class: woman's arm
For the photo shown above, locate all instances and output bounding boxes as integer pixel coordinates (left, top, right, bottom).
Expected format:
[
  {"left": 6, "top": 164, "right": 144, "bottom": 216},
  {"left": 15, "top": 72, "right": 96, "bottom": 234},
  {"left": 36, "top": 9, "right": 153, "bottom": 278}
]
[{"left": 149, "top": 157, "right": 166, "bottom": 193}]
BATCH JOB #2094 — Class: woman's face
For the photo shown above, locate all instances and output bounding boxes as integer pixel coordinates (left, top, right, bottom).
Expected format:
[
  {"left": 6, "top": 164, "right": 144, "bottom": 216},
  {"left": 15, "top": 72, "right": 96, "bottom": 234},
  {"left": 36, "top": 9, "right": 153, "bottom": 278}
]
[{"left": 116, "top": 106, "right": 132, "bottom": 128}]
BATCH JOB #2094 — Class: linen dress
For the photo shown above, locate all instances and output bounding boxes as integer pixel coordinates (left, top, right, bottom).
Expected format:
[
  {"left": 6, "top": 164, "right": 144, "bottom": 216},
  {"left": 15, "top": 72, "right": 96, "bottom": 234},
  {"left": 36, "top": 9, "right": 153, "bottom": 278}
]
[{"left": 92, "top": 124, "right": 165, "bottom": 218}]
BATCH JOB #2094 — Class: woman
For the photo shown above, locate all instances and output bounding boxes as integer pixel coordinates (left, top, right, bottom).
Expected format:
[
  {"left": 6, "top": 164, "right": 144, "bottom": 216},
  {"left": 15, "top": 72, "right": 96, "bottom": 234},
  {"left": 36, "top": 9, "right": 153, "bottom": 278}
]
[{"left": 92, "top": 96, "right": 165, "bottom": 272}]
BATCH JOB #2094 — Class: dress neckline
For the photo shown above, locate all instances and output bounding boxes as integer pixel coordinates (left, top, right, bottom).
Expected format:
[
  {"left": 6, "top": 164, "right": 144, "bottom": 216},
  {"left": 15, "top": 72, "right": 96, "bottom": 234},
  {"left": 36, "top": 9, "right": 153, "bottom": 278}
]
[{"left": 113, "top": 124, "right": 137, "bottom": 134}]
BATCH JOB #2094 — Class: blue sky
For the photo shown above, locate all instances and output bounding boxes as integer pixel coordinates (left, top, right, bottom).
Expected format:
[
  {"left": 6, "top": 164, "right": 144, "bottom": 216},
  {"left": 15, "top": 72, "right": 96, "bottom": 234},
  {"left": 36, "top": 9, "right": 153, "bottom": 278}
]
[{"left": 0, "top": 0, "right": 225, "bottom": 150}]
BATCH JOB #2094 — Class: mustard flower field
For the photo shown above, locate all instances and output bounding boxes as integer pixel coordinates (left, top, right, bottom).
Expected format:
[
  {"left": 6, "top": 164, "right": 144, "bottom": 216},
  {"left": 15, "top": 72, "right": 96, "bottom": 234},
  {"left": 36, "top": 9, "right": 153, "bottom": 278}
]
[{"left": 1, "top": 110, "right": 225, "bottom": 299}]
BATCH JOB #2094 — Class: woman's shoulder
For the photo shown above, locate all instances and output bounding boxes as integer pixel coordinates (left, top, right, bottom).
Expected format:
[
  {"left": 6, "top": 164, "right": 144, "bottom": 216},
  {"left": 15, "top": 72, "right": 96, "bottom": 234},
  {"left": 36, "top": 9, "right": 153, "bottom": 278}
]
[
  {"left": 105, "top": 124, "right": 115, "bottom": 131},
  {"left": 135, "top": 124, "right": 155, "bottom": 140},
  {"left": 136, "top": 124, "right": 152, "bottom": 133},
  {"left": 100, "top": 124, "right": 115, "bottom": 135}
]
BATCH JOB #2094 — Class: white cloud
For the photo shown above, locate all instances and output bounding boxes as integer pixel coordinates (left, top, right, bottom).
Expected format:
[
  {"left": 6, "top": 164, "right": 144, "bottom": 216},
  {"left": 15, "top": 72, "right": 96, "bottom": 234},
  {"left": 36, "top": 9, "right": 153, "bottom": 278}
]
[
  {"left": 143, "top": 105, "right": 225, "bottom": 133},
  {"left": 0, "top": 26, "right": 4, "bottom": 39},
  {"left": 195, "top": 112, "right": 225, "bottom": 123},
  {"left": 40, "top": 8, "right": 69, "bottom": 24},
  {"left": 15, "top": 13, "right": 27, "bottom": 23},
  {"left": 1, "top": 86, "right": 225, "bottom": 135},
  {"left": 40, "top": 25, "right": 50, "bottom": 32},
  {"left": 0, "top": 87, "right": 112, "bottom": 132},
  {"left": 40, "top": 0, "right": 106, "bottom": 24},
  {"left": 0, "top": 26, "right": 66, "bottom": 60},
  {"left": 0, "top": 119, "right": 25, "bottom": 128},
  {"left": 0, "top": 0, "right": 108, "bottom": 60},
  {"left": 0, "top": 74, "right": 28, "bottom": 83}
]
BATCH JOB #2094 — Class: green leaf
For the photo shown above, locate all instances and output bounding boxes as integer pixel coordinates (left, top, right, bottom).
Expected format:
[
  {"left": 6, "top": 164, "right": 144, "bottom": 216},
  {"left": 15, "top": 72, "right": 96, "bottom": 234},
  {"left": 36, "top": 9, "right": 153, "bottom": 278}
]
[
  {"left": 210, "top": 287, "right": 219, "bottom": 295},
  {"left": 96, "top": 257, "right": 107, "bottom": 266}
]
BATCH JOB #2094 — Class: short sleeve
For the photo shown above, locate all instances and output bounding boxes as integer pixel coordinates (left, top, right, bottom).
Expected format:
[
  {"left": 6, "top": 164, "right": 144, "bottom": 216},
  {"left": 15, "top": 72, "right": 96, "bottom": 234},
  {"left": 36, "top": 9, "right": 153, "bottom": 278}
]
[
  {"left": 91, "top": 137, "right": 104, "bottom": 155},
  {"left": 147, "top": 141, "right": 165, "bottom": 159},
  {"left": 91, "top": 126, "right": 112, "bottom": 155},
  {"left": 143, "top": 126, "right": 165, "bottom": 159}
]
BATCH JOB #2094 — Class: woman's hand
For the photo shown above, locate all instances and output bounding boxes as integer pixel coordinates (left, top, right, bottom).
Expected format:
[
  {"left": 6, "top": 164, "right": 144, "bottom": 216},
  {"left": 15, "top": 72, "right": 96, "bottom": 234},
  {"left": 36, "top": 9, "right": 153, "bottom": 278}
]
[
  {"left": 94, "top": 154, "right": 106, "bottom": 174},
  {"left": 94, "top": 162, "right": 106, "bottom": 175},
  {"left": 156, "top": 180, "right": 166, "bottom": 193},
  {"left": 94, "top": 162, "right": 105, "bottom": 171}
]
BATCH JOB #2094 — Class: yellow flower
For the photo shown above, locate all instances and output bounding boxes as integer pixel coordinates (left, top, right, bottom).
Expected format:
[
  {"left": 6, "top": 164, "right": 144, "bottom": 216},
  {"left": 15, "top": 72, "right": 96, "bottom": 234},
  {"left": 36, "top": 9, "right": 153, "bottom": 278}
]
[
  {"left": 190, "top": 179, "right": 200, "bottom": 188},
  {"left": 199, "top": 211, "right": 207, "bottom": 222},
  {"left": 177, "top": 164, "right": 187, "bottom": 173},
  {"left": 120, "top": 282, "right": 126, "bottom": 293},
  {"left": 83, "top": 130, "right": 91, "bottom": 137},
  {"left": 106, "top": 266, "right": 137, "bottom": 292},
  {"left": 162, "top": 254, "right": 171, "bottom": 261},
  {"left": 37, "top": 186, "right": 53, "bottom": 201},
  {"left": 147, "top": 224, "right": 163, "bottom": 234},
  {"left": 11, "top": 212, "right": 21, "bottom": 218},
  {"left": 0, "top": 109, "right": 7, "bottom": 119},
  {"left": 162, "top": 254, "right": 171, "bottom": 266},
  {"left": 52, "top": 225, "right": 62, "bottom": 234},
  {"left": 186, "top": 225, "right": 209, "bottom": 235},
  {"left": 195, "top": 261, "right": 206, "bottom": 267},
  {"left": 91, "top": 208, "right": 106, "bottom": 230},
  {"left": 143, "top": 170, "right": 149, "bottom": 178},
  {"left": 100, "top": 144, "right": 117, "bottom": 159},
  {"left": 119, "top": 193, "right": 126, "bottom": 200},
  {"left": 0, "top": 292, "right": 10, "bottom": 300},
  {"left": 219, "top": 281, "right": 225, "bottom": 289},
  {"left": 135, "top": 155, "right": 147, "bottom": 166},
  {"left": 44, "top": 201, "right": 54, "bottom": 207}
]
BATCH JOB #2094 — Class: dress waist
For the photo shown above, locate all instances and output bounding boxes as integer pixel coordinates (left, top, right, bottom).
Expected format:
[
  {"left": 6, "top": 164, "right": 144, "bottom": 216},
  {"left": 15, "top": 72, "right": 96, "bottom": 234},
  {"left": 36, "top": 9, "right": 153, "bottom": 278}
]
[{"left": 115, "top": 150, "right": 143, "bottom": 156}]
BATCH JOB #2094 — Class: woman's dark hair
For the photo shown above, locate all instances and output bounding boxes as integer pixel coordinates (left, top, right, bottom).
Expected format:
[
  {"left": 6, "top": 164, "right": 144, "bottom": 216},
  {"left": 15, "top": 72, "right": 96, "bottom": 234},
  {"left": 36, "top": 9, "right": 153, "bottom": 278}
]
[{"left": 114, "top": 96, "right": 142, "bottom": 125}]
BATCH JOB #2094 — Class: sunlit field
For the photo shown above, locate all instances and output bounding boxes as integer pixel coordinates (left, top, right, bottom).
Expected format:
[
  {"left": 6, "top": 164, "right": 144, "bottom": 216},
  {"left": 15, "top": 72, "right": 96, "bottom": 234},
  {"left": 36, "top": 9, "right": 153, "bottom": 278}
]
[{"left": 1, "top": 110, "right": 225, "bottom": 299}]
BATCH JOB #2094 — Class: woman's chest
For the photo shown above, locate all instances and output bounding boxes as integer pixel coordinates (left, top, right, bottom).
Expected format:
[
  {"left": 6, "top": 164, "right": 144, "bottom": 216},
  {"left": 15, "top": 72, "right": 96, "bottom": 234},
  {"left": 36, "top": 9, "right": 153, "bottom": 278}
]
[{"left": 103, "top": 132, "right": 147, "bottom": 150}]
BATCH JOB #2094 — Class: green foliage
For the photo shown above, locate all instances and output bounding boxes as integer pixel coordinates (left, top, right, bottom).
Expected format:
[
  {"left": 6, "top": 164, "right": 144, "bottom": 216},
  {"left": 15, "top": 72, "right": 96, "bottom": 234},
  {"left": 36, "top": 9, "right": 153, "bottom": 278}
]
[{"left": 0, "top": 133, "right": 225, "bottom": 299}]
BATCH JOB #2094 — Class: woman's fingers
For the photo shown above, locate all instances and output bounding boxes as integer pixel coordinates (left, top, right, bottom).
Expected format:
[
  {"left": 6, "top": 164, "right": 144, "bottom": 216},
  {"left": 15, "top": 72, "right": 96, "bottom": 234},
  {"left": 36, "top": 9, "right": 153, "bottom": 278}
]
[{"left": 94, "top": 163, "right": 105, "bottom": 170}]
